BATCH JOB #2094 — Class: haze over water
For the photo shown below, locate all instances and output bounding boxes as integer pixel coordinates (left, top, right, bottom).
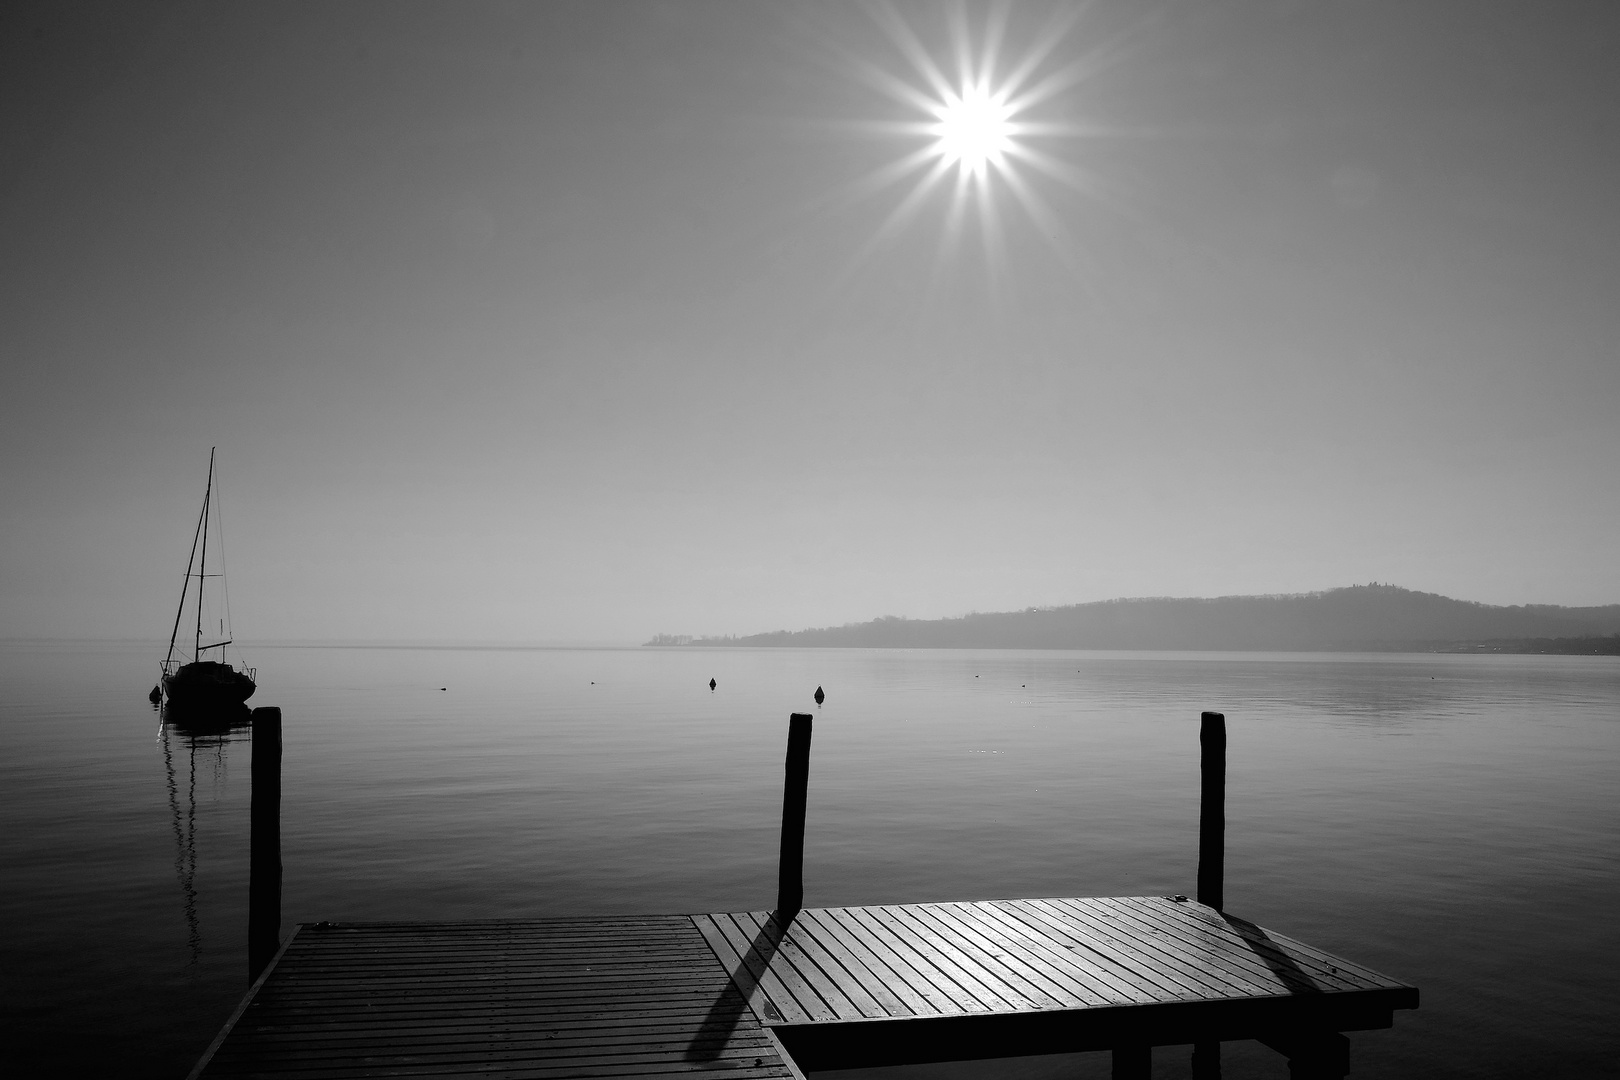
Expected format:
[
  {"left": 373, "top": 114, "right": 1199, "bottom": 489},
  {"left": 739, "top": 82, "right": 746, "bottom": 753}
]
[{"left": 2, "top": 641, "right": 1616, "bottom": 1078}]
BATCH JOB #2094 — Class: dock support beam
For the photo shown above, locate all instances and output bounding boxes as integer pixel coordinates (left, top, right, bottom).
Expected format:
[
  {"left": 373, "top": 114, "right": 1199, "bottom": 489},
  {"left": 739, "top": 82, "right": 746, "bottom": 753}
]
[
  {"left": 1197, "top": 710, "right": 1225, "bottom": 911},
  {"left": 777, "top": 713, "right": 813, "bottom": 916},
  {"left": 1112, "top": 1044, "right": 1150, "bottom": 1079},
  {"left": 1192, "top": 1040, "right": 1222, "bottom": 1078},
  {"left": 1261, "top": 1031, "right": 1350, "bottom": 1079},
  {"left": 249, "top": 706, "right": 282, "bottom": 984}
]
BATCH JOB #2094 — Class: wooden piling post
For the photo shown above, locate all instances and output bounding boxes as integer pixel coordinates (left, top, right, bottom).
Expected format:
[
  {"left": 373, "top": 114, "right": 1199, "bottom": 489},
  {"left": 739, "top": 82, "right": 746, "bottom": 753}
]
[
  {"left": 1193, "top": 711, "right": 1228, "bottom": 1074},
  {"left": 1112, "top": 1044, "right": 1150, "bottom": 1079},
  {"left": 1197, "top": 711, "right": 1225, "bottom": 912},
  {"left": 1192, "top": 1039, "right": 1222, "bottom": 1078},
  {"left": 777, "top": 712, "right": 813, "bottom": 916},
  {"left": 249, "top": 706, "right": 282, "bottom": 984},
  {"left": 1260, "top": 1031, "right": 1349, "bottom": 1079}
]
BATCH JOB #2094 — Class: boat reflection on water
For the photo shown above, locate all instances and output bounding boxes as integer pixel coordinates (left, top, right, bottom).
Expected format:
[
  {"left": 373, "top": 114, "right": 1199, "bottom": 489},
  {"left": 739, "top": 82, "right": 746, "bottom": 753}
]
[
  {"left": 163, "top": 700, "right": 253, "bottom": 740},
  {"left": 158, "top": 702, "right": 253, "bottom": 964}
]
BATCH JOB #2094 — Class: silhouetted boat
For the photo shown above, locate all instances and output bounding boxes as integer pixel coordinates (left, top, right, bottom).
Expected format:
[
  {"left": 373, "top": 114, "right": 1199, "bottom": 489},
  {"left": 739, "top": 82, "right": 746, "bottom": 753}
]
[
  {"left": 158, "top": 449, "right": 256, "bottom": 711},
  {"left": 164, "top": 699, "right": 253, "bottom": 738}
]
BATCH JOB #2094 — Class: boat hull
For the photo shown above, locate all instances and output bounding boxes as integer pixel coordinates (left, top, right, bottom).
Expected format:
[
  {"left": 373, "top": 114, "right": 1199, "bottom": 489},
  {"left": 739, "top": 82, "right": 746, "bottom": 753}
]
[
  {"left": 163, "top": 660, "right": 256, "bottom": 709},
  {"left": 162, "top": 700, "right": 253, "bottom": 737}
]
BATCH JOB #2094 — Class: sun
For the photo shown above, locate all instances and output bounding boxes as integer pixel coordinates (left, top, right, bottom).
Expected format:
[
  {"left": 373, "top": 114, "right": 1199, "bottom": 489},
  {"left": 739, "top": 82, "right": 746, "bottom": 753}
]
[
  {"left": 821, "top": 2, "right": 1121, "bottom": 280},
  {"left": 932, "top": 83, "right": 1014, "bottom": 178}
]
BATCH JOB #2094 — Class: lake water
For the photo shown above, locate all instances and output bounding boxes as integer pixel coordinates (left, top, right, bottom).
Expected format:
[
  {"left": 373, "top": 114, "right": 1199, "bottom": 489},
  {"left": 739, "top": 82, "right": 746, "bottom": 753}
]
[{"left": 1, "top": 641, "right": 1616, "bottom": 1078}]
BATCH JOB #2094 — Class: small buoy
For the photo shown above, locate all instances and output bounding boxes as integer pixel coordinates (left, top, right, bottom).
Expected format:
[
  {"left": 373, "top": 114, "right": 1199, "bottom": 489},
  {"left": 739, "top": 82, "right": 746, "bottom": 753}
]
[
  {"left": 813, "top": 685, "right": 824, "bottom": 706},
  {"left": 148, "top": 685, "right": 162, "bottom": 704},
  {"left": 440, "top": 687, "right": 447, "bottom": 691},
  {"left": 709, "top": 678, "right": 716, "bottom": 691}
]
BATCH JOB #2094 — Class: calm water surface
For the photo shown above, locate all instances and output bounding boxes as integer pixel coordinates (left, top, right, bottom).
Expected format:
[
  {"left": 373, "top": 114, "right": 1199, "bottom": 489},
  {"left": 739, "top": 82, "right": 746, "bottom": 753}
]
[{"left": 1, "top": 641, "right": 1616, "bottom": 1078}]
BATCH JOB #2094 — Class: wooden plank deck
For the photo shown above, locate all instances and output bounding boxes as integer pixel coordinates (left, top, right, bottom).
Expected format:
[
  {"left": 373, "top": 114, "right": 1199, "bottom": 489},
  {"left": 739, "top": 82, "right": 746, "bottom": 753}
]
[
  {"left": 189, "top": 916, "right": 799, "bottom": 1079},
  {"left": 191, "top": 898, "right": 1415, "bottom": 1078},
  {"left": 696, "top": 897, "right": 1416, "bottom": 1071}
]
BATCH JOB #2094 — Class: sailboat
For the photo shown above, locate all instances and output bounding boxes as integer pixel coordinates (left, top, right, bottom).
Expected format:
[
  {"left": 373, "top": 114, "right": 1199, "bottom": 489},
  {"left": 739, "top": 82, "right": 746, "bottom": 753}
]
[{"left": 158, "top": 448, "right": 256, "bottom": 711}]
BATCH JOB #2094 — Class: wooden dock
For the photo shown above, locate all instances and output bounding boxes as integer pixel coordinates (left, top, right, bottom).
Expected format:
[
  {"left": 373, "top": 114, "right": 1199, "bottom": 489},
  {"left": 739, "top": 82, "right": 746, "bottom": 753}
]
[
  {"left": 190, "top": 915, "right": 797, "bottom": 1079},
  {"left": 699, "top": 896, "right": 1415, "bottom": 1072},
  {"left": 189, "top": 897, "right": 1415, "bottom": 1078},
  {"left": 195, "top": 710, "right": 1417, "bottom": 1077}
]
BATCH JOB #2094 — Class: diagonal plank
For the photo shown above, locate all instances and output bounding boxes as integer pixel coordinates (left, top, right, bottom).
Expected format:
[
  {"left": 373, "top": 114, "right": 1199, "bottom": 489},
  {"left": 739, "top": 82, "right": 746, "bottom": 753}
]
[
  {"left": 918, "top": 902, "right": 1105, "bottom": 1009},
  {"left": 691, "top": 912, "right": 821, "bottom": 1025},
  {"left": 798, "top": 907, "right": 940, "bottom": 1017},
  {"left": 738, "top": 910, "right": 890, "bottom": 1020},
  {"left": 701, "top": 898, "right": 1417, "bottom": 1037},
  {"left": 897, "top": 904, "right": 1071, "bottom": 1010},
  {"left": 1035, "top": 897, "right": 1267, "bottom": 999},
  {"left": 791, "top": 909, "right": 918, "bottom": 1018}
]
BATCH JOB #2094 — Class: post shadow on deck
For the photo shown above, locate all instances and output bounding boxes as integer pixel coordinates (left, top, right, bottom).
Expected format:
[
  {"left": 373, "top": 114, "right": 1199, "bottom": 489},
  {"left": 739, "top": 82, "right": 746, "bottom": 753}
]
[
  {"left": 687, "top": 711, "right": 810, "bottom": 1062},
  {"left": 685, "top": 916, "right": 792, "bottom": 1062},
  {"left": 248, "top": 706, "right": 282, "bottom": 984}
]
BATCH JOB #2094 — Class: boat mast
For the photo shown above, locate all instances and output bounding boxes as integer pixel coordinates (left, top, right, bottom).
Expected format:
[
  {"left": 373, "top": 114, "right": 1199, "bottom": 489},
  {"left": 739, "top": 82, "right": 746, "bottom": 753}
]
[
  {"left": 194, "top": 448, "right": 215, "bottom": 664},
  {"left": 165, "top": 459, "right": 211, "bottom": 668}
]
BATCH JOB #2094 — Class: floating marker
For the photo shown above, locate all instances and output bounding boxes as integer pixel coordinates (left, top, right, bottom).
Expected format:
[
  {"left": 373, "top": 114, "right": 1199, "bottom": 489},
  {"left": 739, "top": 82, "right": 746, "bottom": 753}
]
[
  {"left": 709, "top": 678, "right": 716, "bottom": 691},
  {"left": 814, "top": 686, "right": 825, "bottom": 706}
]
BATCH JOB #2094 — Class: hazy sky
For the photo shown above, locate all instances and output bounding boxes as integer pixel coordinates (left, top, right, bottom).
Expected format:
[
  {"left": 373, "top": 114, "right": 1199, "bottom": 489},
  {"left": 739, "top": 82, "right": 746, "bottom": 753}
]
[{"left": 4, "top": 1, "right": 1617, "bottom": 643}]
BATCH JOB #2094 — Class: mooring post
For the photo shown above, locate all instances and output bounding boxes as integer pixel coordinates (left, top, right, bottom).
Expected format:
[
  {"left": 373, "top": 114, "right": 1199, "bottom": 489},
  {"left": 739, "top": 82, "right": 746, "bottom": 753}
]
[
  {"left": 1197, "top": 710, "right": 1225, "bottom": 911},
  {"left": 248, "top": 706, "right": 283, "bottom": 984},
  {"left": 777, "top": 712, "right": 813, "bottom": 916},
  {"left": 1192, "top": 710, "right": 1227, "bottom": 1076}
]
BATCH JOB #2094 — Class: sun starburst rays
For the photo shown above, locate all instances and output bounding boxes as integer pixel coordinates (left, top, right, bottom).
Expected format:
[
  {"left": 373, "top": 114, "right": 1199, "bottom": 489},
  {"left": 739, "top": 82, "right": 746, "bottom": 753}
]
[{"left": 819, "top": 1, "right": 1119, "bottom": 291}]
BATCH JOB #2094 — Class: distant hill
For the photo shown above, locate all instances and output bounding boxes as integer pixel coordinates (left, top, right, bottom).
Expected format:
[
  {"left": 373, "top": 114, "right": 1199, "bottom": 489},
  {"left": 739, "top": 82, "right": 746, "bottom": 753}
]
[{"left": 648, "top": 585, "right": 1620, "bottom": 652}]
